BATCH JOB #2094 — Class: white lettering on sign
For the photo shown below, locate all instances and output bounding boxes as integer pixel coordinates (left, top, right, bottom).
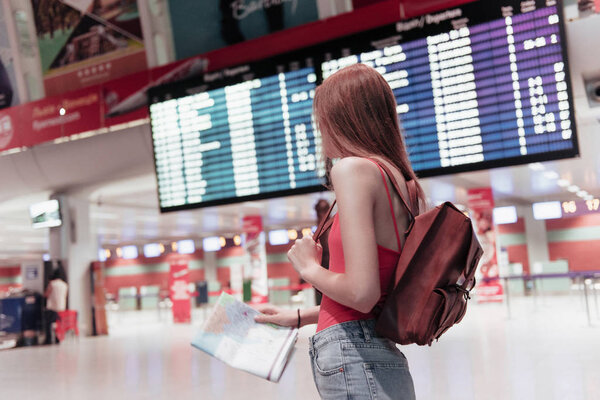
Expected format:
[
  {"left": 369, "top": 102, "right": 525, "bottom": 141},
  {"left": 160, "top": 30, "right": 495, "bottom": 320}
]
[
  {"left": 231, "top": 0, "right": 298, "bottom": 20},
  {"left": 0, "top": 114, "right": 14, "bottom": 150}
]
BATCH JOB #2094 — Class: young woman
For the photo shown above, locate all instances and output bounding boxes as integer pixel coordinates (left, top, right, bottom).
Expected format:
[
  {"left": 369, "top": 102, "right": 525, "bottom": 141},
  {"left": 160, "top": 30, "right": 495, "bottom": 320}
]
[{"left": 255, "top": 63, "right": 426, "bottom": 399}]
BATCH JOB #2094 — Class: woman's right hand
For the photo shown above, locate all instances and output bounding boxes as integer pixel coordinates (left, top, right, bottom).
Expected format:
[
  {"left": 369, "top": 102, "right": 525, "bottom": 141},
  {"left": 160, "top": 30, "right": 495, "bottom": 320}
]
[{"left": 254, "top": 304, "right": 298, "bottom": 328}]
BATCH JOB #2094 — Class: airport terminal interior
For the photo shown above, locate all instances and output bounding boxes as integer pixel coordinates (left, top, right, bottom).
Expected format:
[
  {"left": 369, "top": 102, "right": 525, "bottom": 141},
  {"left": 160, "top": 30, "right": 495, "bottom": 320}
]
[{"left": 1, "top": 0, "right": 599, "bottom": 399}]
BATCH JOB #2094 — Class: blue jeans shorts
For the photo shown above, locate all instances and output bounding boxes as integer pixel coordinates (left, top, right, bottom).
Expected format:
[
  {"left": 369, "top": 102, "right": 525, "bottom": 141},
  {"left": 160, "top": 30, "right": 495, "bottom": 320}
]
[{"left": 309, "top": 319, "right": 416, "bottom": 400}]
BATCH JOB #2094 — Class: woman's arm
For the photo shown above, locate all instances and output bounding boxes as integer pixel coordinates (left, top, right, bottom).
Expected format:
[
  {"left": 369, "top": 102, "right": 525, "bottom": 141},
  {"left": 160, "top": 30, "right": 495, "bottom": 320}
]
[
  {"left": 254, "top": 305, "right": 320, "bottom": 328},
  {"left": 288, "top": 158, "right": 382, "bottom": 314},
  {"left": 44, "top": 284, "right": 52, "bottom": 298}
]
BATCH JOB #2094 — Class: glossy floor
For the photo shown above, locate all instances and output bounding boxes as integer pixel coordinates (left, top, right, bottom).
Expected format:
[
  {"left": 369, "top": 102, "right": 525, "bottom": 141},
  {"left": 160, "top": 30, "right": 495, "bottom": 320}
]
[{"left": 1, "top": 295, "right": 599, "bottom": 400}]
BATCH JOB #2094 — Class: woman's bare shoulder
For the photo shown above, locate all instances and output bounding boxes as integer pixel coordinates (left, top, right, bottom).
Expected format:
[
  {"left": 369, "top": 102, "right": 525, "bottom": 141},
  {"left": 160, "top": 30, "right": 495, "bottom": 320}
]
[{"left": 330, "top": 157, "right": 380, "bottom": 185}]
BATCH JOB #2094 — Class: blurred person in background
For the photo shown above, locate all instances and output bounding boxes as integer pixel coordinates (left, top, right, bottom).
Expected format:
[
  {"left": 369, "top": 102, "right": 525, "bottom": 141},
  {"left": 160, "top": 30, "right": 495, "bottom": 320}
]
[{"left": 43, "top": 265, "right": 68, "bottom": 345}]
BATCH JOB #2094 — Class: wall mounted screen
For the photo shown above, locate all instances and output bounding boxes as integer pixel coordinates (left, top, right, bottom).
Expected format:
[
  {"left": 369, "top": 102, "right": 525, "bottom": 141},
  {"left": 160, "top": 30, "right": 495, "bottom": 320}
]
[
  {"left": 30, "top": 199, "right": 62, "bottom": 229},
  {"left": 320, "top": 0, "right": 577, "bottom": 176},
  {"left": 149, "top": 0, "right": 577, "bottom": 212},
  {"left": 149, "top": 58, "right": 325, "bottom": 211}
]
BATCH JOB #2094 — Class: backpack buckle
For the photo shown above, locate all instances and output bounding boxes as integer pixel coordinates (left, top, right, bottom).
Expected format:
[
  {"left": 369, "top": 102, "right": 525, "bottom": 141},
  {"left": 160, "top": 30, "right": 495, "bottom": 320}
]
[{"left": 454, "top": 284, "right": 471, "bottom": 300}]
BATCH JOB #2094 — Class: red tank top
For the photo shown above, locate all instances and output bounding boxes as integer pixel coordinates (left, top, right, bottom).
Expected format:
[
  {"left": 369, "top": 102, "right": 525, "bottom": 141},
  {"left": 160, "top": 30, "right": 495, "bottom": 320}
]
[{"left": 316, "top": 160, "right": 403, "bottom": 332}]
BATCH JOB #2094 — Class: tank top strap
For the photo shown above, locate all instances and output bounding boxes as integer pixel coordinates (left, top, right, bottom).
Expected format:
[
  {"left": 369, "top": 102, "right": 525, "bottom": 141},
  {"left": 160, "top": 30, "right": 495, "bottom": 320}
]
[{"left": 366, "top": 158, "right": 402, "bottom": 252}]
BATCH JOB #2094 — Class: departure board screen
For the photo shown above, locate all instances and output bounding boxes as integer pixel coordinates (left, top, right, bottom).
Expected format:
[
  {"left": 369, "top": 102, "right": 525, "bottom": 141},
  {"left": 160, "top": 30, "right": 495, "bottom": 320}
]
[
  {"left": 321, "top": 0, "right": 577, "bottom": 176},
  {"left": 149, "top": 58, "right": 325, "bottom": 211},
  {"left": 149, "top": 0, "right": 577, "bottom": 211}
]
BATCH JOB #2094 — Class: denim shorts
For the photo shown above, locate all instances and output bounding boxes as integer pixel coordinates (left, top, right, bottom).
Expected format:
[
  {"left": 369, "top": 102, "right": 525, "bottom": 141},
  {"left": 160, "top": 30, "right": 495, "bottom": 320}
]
[{"left": 309, "top": 319, "right": 416, "bottom": 400}]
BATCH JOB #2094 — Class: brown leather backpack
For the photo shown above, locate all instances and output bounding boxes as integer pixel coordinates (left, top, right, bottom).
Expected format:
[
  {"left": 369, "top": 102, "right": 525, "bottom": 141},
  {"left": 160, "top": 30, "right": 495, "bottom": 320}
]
[{"left": 313, "top": 161, "right": 483, "bottom": 346}]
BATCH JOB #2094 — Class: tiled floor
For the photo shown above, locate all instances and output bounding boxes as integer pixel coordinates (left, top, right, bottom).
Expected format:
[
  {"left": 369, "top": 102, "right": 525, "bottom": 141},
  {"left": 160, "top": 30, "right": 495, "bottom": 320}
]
[{"left": 1, "top": 295, "right": 599, "bottom": 399}]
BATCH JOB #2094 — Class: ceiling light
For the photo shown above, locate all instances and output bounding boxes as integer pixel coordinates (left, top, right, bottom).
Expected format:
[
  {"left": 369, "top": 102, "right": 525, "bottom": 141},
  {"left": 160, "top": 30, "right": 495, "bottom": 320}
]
[
  {"left": 143, "top": 243, "right": 162, "bottom": 258},
  {"left": 268, "top": 230, "right": 289, "bottom": 246},
  {"left": 528, "top": 162, "right": 545, "bottom": 171},
  {"left": 121, "top": 245, "right": 138, "bottom": 259},
  {"left": 203, "top": 237, "right": 221, "bottom": 252},
  {"left": 584, "top": 195, "right": 594, "bottom": 201},
  {"left": 493, "top": 206, "right": 518, "bottom": 224},
  {"left": 567, "top": 185, "right": 580, "bottom": 193},
  {"left": 177, "top": 239, "right": 195, "bottom": 254},
  {"left": 233, "top": 235, "right": 241, "bottom": 246},
  {"left": 287, "top": 230, "right": 298, "bottom": 240},
  {"left": 532, "top": 201, "right": 562, "bottom": 220},
  {"left": 543, "top": 171, "right": 559, "bottom": 180},
  {"left": 557, "top": 179, "right": 570, "bottom": 187},
  {"left": 577, "top": 190, "right": 588, "bottom": 198}
]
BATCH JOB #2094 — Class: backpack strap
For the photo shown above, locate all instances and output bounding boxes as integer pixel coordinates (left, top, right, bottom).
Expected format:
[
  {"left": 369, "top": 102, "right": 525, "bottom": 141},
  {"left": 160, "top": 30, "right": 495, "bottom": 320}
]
[
  {"left": 312, "top": 200, "right": 336, "bottom": 242},
  {"left": 368, "top": 159, "right": 402, "bottom": 252},
  {"left": 373, "top": 161, "right": 419, "bottom": 218}
]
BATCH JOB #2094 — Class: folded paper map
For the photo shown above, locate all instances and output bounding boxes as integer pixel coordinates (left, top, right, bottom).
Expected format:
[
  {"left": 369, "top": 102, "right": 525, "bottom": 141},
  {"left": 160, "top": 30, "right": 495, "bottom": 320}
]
[{"left": 191, "top": 292, "right": 298, "bottom": 382}]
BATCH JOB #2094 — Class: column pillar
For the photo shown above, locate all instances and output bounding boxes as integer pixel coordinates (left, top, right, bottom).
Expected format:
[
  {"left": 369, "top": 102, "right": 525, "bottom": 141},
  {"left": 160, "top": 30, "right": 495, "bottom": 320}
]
[
  {"left": 521, "top": 204, "right": 550, "bottom": 273},
  {"left": 49, "top": 193, "right": 96, "bottom": 336}
]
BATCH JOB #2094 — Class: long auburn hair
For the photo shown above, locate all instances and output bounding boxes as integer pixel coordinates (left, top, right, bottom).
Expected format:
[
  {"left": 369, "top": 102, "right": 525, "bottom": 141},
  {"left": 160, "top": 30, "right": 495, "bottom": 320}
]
[{"left": 313, "top": 63, "right": 426, "bottom": 208}]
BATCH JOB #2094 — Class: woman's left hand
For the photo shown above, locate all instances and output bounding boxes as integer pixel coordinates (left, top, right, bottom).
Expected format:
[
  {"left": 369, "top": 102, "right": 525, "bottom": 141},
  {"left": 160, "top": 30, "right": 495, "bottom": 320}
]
[{"left": 288, "top": 236, "right": 322, "bottom": 280}]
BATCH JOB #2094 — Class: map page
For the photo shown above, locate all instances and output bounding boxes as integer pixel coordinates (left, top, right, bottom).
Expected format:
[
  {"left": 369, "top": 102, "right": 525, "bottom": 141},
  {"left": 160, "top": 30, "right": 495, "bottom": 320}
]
[{"left": 191, "top": 292, "right": 298, "bottom": 382}]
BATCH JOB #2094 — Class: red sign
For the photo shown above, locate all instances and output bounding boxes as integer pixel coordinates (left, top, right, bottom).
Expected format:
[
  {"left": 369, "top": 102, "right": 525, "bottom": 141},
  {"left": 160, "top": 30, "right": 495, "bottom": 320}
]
[
  {"left": 103, "top": 56, "right": 208, "bottom": 127},
  {"left": 467, "top": 188, "right": 503, "bottom": 303},
  {"left": 169, "top": 264, "right": 191, "bottom": 323},
  {"left": 242, "top": 216, "right": 268, "bottom": 304},
  {"left": 242, "top": 215, "right": 264, "bottom": 236}
]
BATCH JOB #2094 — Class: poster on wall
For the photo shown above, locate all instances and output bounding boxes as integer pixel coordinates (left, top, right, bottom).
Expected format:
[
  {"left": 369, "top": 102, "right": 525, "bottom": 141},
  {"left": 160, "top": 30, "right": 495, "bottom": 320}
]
[
  {"left": 168, "top": 0, "right": 319, "bottom": 60},
  {"left": 242, "top": 215, "right": 268, "bottom": 304},
  {"left": 467, "top": 188, "right": 503, "bottom": 303},
  {"left": 30, "top": 0, "right": 147, "bottom": 96},
  {"left": 169, "top": 263, "right": 191, "bottom": 323},
  {"left": 0, "top": 5, "right": 20, "bottom": 109}
]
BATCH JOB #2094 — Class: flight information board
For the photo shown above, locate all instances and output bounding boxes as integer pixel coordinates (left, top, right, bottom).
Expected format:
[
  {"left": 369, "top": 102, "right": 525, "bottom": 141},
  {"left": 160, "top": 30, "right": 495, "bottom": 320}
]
[
  {"left": 149, "top": 59, "right": 325, "bottom": 211},
  {"left": 321, "top": 0, "right": 577, "bottom": 176},
  {"left": 149, "top": 0, "right": 577, "bottom": 211}
]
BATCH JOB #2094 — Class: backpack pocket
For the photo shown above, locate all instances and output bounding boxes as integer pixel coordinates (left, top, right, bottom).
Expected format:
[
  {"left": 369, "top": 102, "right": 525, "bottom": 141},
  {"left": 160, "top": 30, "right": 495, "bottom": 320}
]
[
  {"left": 432, "top": 286, "right": 469, "bottom": 340},
  {"left": 418, "top": 286, "right": 469, "bottom": 345}
]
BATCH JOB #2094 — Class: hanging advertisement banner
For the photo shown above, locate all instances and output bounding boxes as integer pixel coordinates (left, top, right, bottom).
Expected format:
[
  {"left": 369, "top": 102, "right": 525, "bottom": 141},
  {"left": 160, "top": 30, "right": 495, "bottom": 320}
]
[
  {"left": 467, "top": 187, "right": 503, "bottom": 303},
  {"left": 167, "top": 0, "right": 319, "bottom": 60},
  {"left": 169, "top": 263, "right": 191, "bottom": 323},
  {"left": 30, "top": 0, "right": 147, "bottom": 96},
  {"left": 103, "top": 55, "right": 208, "bottom": 127},
  {"left": 242, "top": 215, "right": 268, "bottom": 304},
  {"left": 0, "top": 4, "right": 20, "bottom": 109}
]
